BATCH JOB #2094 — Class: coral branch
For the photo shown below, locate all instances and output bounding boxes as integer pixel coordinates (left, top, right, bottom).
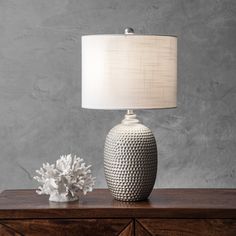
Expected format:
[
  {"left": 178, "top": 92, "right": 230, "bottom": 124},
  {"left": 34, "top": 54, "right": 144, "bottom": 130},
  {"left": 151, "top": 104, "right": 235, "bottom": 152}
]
[{"left": 34, "top": 154, "right": 95, "bottom": 202}]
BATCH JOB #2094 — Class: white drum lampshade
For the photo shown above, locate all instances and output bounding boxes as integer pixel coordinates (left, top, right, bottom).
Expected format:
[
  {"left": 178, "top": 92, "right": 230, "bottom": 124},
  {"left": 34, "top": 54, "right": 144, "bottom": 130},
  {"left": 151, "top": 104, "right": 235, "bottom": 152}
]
[
  {"left": 81, "top": 29, "right": 177, "bottom": 201},
  {"left": 82, "top": 34, "right": 177, "bottom": 109}
]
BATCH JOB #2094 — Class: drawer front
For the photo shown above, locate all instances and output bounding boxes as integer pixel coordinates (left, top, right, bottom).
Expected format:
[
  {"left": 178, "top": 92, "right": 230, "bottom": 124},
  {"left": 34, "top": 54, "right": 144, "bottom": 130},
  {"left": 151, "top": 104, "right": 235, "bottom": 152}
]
[
  {"left": 0, "top": 219, "right": 133, "bottom": 236},
  {"left": 136, "top": 219, "right": 236, "bottom": 236}
]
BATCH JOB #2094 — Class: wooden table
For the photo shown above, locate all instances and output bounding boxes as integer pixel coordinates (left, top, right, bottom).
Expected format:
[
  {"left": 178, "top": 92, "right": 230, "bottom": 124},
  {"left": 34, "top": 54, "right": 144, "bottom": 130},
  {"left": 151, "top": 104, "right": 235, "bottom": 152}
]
[{"left": 0, "top": 189, "right": 235, "bottom": 235}]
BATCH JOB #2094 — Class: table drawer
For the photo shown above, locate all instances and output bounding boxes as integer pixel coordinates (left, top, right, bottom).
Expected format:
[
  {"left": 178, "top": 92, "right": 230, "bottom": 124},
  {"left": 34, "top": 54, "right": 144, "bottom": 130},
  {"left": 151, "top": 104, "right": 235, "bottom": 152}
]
[
  {"left": 0, "top": 219, "right": 133, "bottom": 236},
  {"left": 136, "top": 219, "right": 236, "bottom": 236}
]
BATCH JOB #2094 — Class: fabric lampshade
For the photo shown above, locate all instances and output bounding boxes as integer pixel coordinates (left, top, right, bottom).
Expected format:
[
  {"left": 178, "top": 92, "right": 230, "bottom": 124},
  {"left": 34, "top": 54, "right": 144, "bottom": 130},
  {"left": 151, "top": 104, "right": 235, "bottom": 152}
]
[{"left": 82, "top": 34, "right": 177, "bottom": 109}]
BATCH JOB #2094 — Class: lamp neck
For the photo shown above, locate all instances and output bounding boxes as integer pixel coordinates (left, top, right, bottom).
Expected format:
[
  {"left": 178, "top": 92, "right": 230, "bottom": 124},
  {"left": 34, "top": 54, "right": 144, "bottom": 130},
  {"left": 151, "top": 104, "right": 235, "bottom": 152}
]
[
  {"left": 127, "top": 109, "right": 134, "bottom": 115},
  {"left": 122, "top": 110, "right": 140, "bottom": 125}
]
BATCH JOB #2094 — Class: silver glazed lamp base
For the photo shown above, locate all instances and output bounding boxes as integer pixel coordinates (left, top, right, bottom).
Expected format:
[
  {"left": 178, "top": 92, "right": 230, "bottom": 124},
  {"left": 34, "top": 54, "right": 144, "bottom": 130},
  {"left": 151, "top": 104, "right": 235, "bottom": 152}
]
[{"left": 104, "top": 110, "right": 157, "bottom": 201}]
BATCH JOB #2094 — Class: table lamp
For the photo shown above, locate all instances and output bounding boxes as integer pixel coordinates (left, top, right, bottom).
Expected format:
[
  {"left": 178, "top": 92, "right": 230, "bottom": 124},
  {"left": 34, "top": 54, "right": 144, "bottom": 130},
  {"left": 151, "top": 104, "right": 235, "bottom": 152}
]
[{"left": 82, "top": 28, "right": 177, "bottom": 201}]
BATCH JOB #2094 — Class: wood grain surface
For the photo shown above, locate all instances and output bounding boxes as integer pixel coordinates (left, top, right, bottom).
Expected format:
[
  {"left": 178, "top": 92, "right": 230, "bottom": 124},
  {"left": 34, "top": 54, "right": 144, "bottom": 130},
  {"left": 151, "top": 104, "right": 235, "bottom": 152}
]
[
  {"left": 0, "top": 189, "right": 236, "bottom": 236},
  {"left": 0, "top": 189, "right": 235, "bottom": 219},
  {"left": 0, "top": 219, "right": 132, "bottom": 236},
  {"left": 137, "top": 219, "right": 236, "bottom": 236}
]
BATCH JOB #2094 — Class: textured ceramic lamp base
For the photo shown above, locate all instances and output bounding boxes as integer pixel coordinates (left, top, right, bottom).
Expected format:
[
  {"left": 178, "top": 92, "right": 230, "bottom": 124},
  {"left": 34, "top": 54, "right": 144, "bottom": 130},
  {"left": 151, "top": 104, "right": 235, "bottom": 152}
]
[{"left": 104, "top": 111, "right": 157, "bottom": 201}]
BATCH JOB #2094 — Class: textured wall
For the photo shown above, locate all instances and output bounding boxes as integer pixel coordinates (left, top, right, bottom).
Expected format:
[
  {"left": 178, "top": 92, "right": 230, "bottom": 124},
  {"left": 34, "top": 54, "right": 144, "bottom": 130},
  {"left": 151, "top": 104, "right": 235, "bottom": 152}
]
[{"left": 0, "top": 0, "right": 235, "bottom": 191}]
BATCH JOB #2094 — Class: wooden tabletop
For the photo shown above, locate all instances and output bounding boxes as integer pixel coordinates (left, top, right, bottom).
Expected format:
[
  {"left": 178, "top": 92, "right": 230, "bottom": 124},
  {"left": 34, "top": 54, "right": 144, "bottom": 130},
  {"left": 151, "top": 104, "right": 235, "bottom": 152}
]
[{"left": 0, "top": 189, "right": 235, "bottom": 219}]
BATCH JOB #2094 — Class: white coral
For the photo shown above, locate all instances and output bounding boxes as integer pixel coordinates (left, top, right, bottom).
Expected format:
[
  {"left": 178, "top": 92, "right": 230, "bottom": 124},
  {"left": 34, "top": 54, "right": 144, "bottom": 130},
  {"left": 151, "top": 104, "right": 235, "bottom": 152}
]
[{"left": 34, "top": 154, "right": 95, "bottom": 202}]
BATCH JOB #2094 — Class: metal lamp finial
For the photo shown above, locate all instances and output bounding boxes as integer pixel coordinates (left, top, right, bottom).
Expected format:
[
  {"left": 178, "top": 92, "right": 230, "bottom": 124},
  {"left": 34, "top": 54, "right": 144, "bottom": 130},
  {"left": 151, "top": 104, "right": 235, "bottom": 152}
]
[{"left": 124, "top": 27, "right": 134, "bottom": 34}]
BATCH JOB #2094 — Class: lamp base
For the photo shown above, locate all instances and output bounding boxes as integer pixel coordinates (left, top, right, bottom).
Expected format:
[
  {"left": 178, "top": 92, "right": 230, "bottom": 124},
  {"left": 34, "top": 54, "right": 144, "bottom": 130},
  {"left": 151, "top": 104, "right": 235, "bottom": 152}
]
[{"left": 104, "top": 111, "right": 157, "bottom": 201}]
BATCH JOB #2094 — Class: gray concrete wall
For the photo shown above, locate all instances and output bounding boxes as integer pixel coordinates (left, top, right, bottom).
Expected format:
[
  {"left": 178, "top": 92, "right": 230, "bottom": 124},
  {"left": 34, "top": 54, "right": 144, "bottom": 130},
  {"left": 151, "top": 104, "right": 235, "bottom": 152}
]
[{"left": 0, "top": 0, "right": 235, "bottom": 191}]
